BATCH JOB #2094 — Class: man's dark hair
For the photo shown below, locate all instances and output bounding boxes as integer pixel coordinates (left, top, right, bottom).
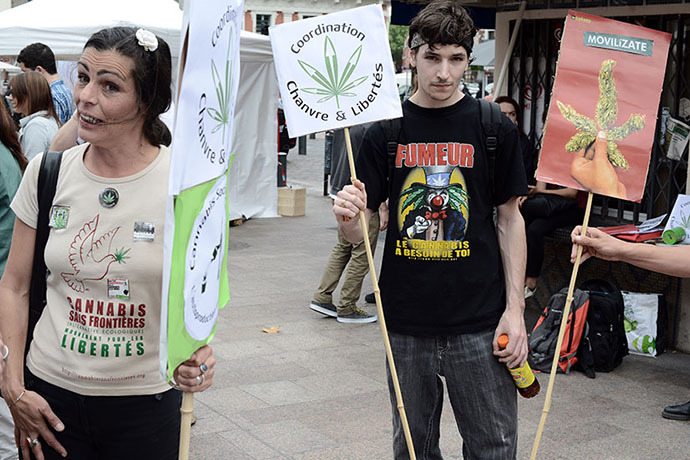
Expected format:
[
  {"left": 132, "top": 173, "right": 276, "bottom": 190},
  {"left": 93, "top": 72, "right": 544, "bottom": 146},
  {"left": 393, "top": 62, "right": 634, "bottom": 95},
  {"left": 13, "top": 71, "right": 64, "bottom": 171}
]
[
  {"left": 408, "top": 0, "right": 477, "bottom": 56},
  {"left": 84, "top": 27, "right": 173, "bottom": 146},
  {"left": 17, "top": 43, "right": 58, "bottom": 74}
]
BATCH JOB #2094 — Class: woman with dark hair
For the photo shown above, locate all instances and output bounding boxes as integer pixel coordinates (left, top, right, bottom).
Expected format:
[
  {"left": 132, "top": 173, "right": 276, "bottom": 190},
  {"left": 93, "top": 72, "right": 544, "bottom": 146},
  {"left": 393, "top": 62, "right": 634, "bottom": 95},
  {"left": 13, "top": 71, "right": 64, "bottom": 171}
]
[
  {"left": 494, "top": 95, "right": 536, "bottom": 185},
  {"left": 7, "top": 72, "right": 60, "bottom": 161},
  {"left": 515, "top": 102, "right": 585, "bottom": 298},
  {"left": 0, "top": 27, "right": 214, "bottom": 460},
  {"left": 0, "top": 86, "right": 25, "bottom": 460}
]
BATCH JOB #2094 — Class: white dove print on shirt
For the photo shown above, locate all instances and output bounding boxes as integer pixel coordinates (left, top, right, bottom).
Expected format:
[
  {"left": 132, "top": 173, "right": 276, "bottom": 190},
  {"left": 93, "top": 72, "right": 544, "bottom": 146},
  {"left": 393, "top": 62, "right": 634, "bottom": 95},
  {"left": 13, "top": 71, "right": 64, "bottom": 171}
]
[{"left": 61, "top": 214, "right": 131, "bottom": 293}]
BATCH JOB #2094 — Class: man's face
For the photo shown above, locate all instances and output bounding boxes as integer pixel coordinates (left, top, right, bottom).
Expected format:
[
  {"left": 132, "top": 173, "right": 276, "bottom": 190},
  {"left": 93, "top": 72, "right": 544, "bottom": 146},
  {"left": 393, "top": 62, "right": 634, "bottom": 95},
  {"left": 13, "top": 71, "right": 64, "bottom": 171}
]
[{"left": 409, "top": 43, "right": 469, "bottom": 108}]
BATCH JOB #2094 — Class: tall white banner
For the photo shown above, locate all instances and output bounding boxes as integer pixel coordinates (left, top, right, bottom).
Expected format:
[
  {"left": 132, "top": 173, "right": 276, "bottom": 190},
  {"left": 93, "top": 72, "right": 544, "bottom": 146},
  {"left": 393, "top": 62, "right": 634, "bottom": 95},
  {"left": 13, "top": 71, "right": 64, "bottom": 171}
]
[
  {"left": 270, "top": 5, "right": 401, "bottom": 137},
  {"left": 169, "top": 0, "right": 242, "bottom": 194}
]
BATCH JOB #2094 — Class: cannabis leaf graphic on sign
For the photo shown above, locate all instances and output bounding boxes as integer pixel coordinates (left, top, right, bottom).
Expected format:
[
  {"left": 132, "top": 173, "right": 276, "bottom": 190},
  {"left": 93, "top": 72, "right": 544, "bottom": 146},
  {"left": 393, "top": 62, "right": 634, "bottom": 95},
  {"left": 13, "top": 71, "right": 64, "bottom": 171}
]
[
  {"left": 207, "top": 26, "right": 235, "bottom": 143},
  {"left": 299, "top": 36, "right": 368, "bottom": 109},
  {"left": 557, "top": 59, "right": 645, "bottom": 170}
]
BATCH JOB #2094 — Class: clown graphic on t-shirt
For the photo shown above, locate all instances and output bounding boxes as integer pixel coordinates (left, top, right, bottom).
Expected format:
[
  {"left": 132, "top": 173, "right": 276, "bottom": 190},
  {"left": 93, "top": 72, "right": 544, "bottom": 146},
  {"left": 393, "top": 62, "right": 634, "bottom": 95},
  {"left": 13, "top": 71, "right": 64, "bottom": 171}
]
[{"left": 399, "top": 166, "right": 469, "bottom": 241}]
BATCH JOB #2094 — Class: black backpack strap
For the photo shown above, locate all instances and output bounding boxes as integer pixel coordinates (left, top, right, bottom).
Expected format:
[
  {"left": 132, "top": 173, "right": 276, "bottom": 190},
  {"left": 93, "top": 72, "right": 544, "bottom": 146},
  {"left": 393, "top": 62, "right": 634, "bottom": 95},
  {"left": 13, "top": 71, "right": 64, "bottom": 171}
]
[
  {"left": 381, "top": 117, "right": 403, "bottom": 202},
  {"left": 478, "top": 98, "right": 502, "bottom": 201},
  {"left": 27, "top": 151, "right": 63, "bottom": 359}
]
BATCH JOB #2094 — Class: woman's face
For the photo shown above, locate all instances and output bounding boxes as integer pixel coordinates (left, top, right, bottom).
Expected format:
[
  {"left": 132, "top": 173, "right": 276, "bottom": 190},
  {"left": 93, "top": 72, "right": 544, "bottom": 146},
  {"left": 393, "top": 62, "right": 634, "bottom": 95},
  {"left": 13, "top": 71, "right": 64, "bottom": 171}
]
[
  {"left": 74, "top": 48, "right": 144, "bottom": 146},
  {"left": 499, "top": 102, "right": 518, "bottom": 126},
  {"left": 7, "top": 87, "right": 24, "bottom": 115}
]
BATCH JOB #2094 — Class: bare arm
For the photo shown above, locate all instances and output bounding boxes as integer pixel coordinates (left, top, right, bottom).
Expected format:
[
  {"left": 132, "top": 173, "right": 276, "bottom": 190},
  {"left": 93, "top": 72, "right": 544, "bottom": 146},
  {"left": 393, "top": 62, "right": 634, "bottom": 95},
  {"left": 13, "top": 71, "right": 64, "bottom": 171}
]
[
  {"left": 0, "top": 218, "right": 34, "bottom": 397},
  {"left": 378, "top": 200, "right": 389, "bottom": 231},
  {"left": 49, "top": 114, "right": 78, "bottom": 152},
  {"left": 533, "top": 181, "right": 578, "bottom": 199},
  {"left": 571, "top": 226, "right": 690, "bottom": 278},
  {"left": 493, "top": 197, "right": 528, "bottom": 368},
  {"left": 0, "top": 218, "right": 66, "bottom": 458}
]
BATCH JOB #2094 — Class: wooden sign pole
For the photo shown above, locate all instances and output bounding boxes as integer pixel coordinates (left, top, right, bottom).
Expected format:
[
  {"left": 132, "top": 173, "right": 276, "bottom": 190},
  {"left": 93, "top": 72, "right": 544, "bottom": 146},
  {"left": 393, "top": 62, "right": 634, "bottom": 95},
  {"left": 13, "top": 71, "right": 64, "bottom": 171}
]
[
  {"left": 343, "top": 127, "right": 417, "bottom": 460},
  {"left": 530, "top": 192, "right": 594, "bottom": 460}
]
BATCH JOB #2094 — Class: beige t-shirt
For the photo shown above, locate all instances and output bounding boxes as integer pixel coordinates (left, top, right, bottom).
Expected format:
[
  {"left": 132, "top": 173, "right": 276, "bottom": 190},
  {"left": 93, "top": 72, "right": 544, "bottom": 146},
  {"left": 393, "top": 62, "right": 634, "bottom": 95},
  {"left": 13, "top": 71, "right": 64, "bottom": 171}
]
[{"left": 11, "top": 143, "right": 171, "bottom": 396}]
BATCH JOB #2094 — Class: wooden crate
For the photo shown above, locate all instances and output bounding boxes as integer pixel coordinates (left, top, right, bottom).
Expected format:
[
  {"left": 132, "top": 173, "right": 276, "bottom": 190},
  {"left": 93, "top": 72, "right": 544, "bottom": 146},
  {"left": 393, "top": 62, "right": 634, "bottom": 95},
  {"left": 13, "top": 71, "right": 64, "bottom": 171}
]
[{"left": 277, "top": 187, "right": 306, "bottom": 216}]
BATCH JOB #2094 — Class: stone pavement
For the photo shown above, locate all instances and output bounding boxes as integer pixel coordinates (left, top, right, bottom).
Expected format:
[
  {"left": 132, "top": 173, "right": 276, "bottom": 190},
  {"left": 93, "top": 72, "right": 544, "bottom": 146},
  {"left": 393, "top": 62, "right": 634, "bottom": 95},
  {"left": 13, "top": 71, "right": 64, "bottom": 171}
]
[{"left": 190, "top": 134, "right": 690, "bottom": 459}]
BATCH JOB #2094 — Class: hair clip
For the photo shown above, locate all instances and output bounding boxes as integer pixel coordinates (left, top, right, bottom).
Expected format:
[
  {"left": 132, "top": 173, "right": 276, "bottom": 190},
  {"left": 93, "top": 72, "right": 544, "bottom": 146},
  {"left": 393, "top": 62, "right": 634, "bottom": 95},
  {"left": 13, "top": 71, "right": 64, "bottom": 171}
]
[{"left": 136, "top": 28, "right": 158, "bottom": 52}]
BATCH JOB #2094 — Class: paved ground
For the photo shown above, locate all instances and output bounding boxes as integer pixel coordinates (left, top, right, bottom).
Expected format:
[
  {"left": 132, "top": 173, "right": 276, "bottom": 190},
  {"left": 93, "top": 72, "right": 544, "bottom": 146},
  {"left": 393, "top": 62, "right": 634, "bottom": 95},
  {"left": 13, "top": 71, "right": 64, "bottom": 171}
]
[{"left": 190, "top": 134, "right": 690, "bottom": 459}]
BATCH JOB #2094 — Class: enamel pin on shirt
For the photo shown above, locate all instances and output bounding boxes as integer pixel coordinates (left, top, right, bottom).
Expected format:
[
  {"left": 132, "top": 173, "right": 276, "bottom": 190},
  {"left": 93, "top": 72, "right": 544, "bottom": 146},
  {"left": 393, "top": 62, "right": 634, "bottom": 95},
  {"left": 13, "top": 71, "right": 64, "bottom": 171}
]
[
  {"left": 108, "top": 278, "right": 130, "bottom": 300},
  {"left": 99, "top": 188, "right": 119, "bottom": 208},
  {"left": 49, "top": 205, "right": 70, "bottom": 229},
  {"left": 133, "top": 221, "right": 155, "bottom": 241}
]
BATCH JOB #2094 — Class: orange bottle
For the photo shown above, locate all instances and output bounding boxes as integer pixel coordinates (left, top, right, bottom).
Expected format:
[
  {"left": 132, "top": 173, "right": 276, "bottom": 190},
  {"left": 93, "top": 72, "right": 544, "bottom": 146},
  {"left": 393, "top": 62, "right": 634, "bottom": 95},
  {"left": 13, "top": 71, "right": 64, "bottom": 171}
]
[{"left": 497, "top": 334, "right": 540, "bottom": 399}]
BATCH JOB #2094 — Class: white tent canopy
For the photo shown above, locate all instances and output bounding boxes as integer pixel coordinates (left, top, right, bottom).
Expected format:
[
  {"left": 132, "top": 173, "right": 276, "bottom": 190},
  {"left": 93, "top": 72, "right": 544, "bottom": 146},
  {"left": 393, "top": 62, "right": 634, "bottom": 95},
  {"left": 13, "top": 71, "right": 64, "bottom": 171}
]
[
  {"left": 0, "top": 0, "right": 278, "bottom": 220},
  {"left": 0, "top": 0, "right": 181, "bottom": 59}
]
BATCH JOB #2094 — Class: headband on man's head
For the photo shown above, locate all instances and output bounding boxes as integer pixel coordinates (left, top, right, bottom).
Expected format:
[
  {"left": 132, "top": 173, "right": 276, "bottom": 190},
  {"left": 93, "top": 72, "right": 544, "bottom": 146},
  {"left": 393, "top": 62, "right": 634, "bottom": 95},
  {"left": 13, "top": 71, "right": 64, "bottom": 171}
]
[{"left": 409, "top": 32, "right": 473, "bottom": 56}]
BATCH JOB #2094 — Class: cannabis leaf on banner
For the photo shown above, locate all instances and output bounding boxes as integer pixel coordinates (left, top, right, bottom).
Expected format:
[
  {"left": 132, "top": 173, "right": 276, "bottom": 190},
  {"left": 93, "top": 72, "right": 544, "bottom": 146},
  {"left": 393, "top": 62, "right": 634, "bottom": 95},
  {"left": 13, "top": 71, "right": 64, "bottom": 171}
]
[
  {"left": 208, "top": 26, "right": 235, "bottom": 143},
  {"left": 298, "top": 36, "right": 368, "bottom": 109},
  {"left": 557, "top": 59, "right": 645, "bottom": 170}
]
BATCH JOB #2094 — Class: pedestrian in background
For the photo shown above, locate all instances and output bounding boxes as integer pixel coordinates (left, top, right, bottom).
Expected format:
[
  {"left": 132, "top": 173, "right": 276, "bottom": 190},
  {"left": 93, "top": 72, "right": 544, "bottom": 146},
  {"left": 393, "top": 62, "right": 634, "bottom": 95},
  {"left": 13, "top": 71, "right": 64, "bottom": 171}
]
[
  {"left": 310, "top": 124, "right": 387, "bottom": 323},
  {"left": 17, "top": 43, "right": 75, "bottom": 125},
  {"left": 0, "top": 86, "right": 25, "bottom": 460},
  {"left": 7, "top": 71, "right": 60, "bottom": 161}
]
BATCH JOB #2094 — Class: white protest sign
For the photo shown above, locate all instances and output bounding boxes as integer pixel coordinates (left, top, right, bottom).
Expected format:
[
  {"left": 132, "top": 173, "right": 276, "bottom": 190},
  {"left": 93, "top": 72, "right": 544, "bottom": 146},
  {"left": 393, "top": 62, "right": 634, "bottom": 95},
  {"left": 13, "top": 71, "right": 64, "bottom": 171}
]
[
  {"left": 270, "top": 5, "right": 401, "bottom": 138},
  {"left": 169, "top": 0, "right": 242, "bottom": 194}
]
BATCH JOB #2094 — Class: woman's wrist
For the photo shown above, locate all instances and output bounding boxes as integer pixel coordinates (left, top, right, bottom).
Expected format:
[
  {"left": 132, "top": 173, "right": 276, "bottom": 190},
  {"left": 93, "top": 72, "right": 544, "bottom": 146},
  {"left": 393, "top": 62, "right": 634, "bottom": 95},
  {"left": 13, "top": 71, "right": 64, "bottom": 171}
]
[{"left": 1, "top": 375, "right": 26, "bottom": 402}]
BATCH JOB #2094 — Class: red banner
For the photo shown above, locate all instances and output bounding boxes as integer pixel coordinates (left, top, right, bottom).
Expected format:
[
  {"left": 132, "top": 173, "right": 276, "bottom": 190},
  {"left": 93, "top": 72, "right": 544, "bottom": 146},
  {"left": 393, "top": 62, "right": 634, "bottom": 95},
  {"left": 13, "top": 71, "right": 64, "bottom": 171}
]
[{"left": 537, "top": 11, "right": 671, "bottom": 202}]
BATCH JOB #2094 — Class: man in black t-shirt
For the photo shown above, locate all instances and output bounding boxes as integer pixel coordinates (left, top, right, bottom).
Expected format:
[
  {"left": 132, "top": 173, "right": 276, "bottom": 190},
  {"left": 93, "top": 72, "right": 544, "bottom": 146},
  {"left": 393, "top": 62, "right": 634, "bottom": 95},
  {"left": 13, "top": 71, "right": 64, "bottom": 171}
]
[{"left": 333, "top": 2, "right": 529, "bottom": 458}]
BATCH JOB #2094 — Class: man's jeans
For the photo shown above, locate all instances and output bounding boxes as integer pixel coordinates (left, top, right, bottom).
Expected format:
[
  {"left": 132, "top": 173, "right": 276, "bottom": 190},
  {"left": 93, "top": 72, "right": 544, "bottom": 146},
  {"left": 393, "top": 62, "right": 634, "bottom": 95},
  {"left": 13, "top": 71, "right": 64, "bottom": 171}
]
[{"left": 387, "top": 330, "right": 517, "bottom": 460}]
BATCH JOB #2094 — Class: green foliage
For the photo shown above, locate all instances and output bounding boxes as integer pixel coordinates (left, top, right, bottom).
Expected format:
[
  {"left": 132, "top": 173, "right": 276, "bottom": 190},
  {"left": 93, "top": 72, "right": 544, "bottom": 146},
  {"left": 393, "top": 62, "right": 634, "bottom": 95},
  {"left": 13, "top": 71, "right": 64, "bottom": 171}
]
[
  {"left": 389, "top": 25, "right": 409, "bottom": 70},
  {"left": 557, "top": 59, "right": 646, "bottom": 170}
]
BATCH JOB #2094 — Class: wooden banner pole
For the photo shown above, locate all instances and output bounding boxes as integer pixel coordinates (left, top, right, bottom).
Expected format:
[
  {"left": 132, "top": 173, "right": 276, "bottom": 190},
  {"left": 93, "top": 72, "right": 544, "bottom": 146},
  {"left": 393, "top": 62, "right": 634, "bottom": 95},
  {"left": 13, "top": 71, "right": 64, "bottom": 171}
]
[
  {"left": 529, "top": 192, "right": 594, "bottom": 460},
  {"left": 344, "top": 127, "right": 417, "bottom": 460},
  {"left": 179, "top": 392, "right": 194, "bottom": 460}
]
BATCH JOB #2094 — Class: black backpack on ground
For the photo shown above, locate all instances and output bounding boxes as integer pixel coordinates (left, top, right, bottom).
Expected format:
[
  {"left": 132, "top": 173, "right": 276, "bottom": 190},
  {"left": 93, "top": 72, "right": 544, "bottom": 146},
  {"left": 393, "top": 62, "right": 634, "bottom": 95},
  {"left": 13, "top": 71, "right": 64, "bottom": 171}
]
[{"left": 575, "top": 279, "right": 629, "bottom": 378}]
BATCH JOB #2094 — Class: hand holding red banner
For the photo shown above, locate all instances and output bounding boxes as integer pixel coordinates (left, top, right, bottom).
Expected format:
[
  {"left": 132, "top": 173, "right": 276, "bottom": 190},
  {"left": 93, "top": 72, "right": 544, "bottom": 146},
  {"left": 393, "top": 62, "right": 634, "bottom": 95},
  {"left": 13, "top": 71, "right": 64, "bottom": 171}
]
[{"left": 570, "top": 131, "right": 626, "bottom": 197}]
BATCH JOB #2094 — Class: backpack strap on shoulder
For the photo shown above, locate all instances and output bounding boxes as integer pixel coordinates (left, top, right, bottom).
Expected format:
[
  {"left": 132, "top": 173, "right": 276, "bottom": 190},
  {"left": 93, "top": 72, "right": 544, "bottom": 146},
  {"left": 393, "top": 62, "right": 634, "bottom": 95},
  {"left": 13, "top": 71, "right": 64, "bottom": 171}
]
[
  {"left": 381, "top": 117, "right": 403, "bottom": 201},
  {"left": 27, "top": 150, "right": 63, "bottom": 358},
  {"left": 478, "top": 98, "right": 502, "bottom": 200}
]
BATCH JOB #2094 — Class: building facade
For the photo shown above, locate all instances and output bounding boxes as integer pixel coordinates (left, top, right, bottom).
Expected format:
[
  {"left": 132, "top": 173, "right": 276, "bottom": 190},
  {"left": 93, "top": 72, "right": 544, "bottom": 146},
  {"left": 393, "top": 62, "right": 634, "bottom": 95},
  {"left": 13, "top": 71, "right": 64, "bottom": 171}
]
[{"left": 243, "top": 0, "right": 391, "bottom": 35}]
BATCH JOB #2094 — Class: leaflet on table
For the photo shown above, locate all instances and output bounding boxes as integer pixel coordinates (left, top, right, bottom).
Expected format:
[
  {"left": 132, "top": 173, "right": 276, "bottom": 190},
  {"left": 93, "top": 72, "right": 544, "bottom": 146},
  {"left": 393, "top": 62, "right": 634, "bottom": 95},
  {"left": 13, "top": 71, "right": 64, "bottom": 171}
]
[{"left": 599, "top": 213, "right": 666, "bottom": 235}]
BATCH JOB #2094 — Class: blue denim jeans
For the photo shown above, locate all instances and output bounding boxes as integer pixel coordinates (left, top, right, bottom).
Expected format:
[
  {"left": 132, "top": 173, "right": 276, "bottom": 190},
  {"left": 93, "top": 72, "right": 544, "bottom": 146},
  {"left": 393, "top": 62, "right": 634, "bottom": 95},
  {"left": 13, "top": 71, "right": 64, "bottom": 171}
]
[{"left": 386, "top": 330, "right": 517, "bottom": 460}]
